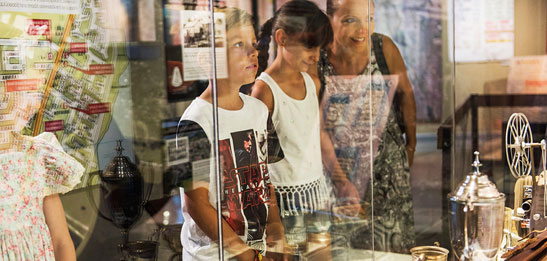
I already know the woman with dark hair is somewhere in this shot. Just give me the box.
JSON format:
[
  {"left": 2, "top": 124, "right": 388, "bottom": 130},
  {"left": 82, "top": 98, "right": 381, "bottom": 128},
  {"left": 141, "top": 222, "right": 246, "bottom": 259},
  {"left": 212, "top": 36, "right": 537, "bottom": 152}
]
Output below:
[
  {"left": 251, "top": 0, "right": 360, "bottom": 254},
  {"left": 317, "top": 0, "right": 417, "bottom": 253}
]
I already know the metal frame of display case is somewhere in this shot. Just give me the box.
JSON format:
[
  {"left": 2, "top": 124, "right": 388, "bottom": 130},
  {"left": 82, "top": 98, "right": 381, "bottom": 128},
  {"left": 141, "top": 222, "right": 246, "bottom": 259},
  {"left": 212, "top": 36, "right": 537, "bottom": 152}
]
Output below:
[{"left": 437, "top": 94, "right": 547, "bottom": 248}]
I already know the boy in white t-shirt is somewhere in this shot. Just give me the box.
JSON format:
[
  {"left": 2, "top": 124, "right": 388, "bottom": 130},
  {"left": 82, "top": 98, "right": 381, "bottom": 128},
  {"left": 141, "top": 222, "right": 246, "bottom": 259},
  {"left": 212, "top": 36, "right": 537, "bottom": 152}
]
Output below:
[{"left": 176, "top": 7, "right": 284, "bottom": 261}]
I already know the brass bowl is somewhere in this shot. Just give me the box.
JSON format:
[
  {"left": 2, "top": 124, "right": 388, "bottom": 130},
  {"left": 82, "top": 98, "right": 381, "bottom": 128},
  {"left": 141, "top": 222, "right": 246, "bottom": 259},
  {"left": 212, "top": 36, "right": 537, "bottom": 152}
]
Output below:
[{"left": 410, "top": 245, "right": 449, "bottom": 261}]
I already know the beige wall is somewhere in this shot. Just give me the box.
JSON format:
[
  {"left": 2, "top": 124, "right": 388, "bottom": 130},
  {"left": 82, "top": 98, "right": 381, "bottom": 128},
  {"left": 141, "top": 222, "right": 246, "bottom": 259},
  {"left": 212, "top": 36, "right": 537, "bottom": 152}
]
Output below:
[{"left": 453, "top": 0, "right": 547, "bottom": 108}]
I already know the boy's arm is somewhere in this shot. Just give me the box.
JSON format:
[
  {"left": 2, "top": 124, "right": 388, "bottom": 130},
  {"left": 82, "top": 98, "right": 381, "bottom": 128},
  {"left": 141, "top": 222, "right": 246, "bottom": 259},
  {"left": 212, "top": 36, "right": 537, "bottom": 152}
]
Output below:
[
  {"left": 185, "top": 188, "right": 256, "bottom": 260},
  {"left": 265, "top": 185, "right": 286, "bottom": 256}
]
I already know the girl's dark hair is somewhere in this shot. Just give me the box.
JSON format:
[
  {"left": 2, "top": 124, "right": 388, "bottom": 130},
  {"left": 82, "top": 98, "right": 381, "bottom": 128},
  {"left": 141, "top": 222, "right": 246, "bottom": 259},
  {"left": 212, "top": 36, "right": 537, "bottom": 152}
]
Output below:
[{"left": 257, "top": 0, "right": 333, "bottom": 75}]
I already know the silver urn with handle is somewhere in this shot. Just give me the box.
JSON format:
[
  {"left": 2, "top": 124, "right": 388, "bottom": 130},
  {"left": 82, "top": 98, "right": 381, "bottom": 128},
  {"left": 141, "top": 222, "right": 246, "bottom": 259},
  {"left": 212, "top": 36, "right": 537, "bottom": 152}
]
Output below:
[{"left": 448, "top": 152, "right": 505, "bottom": 260}]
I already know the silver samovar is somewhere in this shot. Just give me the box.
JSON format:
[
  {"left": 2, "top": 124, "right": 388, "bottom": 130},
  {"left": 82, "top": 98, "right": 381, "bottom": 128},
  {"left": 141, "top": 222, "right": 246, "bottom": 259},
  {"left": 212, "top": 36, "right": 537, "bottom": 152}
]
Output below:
[{"left": 448, "top": 151, "right": 505, "bottom": 260}]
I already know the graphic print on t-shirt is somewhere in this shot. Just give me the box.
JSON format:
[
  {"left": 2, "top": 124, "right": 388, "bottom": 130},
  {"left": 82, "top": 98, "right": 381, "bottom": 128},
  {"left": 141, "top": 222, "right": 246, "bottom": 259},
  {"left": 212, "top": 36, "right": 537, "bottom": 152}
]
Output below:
[
  {"left": 220, "top": 129, "right": 271, "bottom": 246},
  {"left": 219, "top": 139, "right": 245, "bottom": 235}
]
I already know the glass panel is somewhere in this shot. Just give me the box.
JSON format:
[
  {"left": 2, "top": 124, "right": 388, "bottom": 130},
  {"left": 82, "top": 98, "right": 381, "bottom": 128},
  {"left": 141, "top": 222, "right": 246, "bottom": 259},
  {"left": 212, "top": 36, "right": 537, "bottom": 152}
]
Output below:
[
  {"left": 176, "top": 2, "right": 228, "bottom": 261},
  {"left": 369, "top": 0, "right": 454, "bottom": 258},
  {"left": 0, "top": 0, "right": 219, "bottom": 260},
  {"left": 218, "top": 1, "right": 355, "bottom": 260},
  {"left": 319, "top": 0, "right": 376, "bottom": 259},
  {"left": 451, "top": 0, "right": 546, "bottom": 259},
  {"left": 7, "top": 0, "right": 546, "bottom": 260}
]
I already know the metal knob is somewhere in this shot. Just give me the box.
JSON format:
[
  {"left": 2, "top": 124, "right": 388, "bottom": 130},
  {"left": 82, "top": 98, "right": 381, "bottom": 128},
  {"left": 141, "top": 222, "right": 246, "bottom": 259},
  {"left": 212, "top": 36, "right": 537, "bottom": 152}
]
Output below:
[{"left": 472, "top": 151, "right": 482, "bottom": 174}]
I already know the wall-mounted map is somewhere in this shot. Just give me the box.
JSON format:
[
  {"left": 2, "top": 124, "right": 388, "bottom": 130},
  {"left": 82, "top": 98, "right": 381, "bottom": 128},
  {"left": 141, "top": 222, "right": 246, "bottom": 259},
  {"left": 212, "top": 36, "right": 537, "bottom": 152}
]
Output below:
[{"left": 0, "top": 0, "right": 135, "bottom": 187}]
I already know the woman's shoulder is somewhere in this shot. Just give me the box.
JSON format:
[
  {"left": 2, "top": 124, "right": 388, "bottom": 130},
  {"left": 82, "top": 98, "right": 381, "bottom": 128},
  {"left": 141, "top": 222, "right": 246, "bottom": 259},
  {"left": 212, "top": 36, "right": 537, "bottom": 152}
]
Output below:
[
  {"left": 378, "top": 34, "right": 398, "bottom": 51},
  {"left": 376, "top": 33, "right": 406, "bottom": 72},
  {"left": 372, "top": 33, "right": 397, "bottom": 54}
]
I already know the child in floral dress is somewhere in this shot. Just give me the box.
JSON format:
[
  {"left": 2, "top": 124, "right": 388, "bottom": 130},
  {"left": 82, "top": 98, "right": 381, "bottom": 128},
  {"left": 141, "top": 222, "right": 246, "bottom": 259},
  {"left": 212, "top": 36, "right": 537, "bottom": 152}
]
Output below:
[{"left": 0, "top": 92, "right": 84, "bottom": 260}]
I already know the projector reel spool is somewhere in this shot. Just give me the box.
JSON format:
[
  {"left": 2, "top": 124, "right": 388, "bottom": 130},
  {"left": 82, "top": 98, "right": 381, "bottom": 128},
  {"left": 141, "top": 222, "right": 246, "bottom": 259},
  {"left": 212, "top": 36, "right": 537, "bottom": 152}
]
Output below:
[{"left": 505, "top": 113, "right": 533, "bottom": 179}]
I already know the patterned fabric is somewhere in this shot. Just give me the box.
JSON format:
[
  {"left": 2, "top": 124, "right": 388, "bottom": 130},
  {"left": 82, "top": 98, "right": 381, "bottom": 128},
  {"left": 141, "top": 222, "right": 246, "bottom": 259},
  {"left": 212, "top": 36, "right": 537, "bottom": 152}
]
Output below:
[
  {"left": 318, "top": 44, "right": 415, "bottom": 253},
  {"left": 0, "top": 132, "right": 84, "bottom": 261}
]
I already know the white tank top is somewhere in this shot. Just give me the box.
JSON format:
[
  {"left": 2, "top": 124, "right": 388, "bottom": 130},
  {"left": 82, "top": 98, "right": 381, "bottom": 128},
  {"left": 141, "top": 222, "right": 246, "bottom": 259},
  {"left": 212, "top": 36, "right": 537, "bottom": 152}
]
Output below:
[{"left": 256, "top": 72, "right": 330, "bottom": 215}]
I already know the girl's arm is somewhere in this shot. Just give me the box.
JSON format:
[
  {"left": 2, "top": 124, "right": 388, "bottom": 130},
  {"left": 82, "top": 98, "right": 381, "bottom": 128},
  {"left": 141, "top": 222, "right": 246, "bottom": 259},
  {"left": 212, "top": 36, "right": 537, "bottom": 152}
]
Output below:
[
  {"left": 43, "top": 194, "right": 76, "bottom": 261},
  {"left": 185, "top": 188, "right": 257, "bottom": 261},
  {"left": 319, "top": 114, "right": 361, "bottom": 216},
  {"left": 383, "top": 35, "right": 417, "bottom": 166},
  {"left": 310, "top": 73, "right": 361, "bottom": 215}
]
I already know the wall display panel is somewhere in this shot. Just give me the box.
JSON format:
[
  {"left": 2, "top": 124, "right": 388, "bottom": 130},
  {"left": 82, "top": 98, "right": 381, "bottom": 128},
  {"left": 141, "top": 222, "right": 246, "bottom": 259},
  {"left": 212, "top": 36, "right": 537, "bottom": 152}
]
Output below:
[
  {"left": 507, "top": 56, "right": 547, "bottom": 94},
  {"left": 448, "top": 0, "right": 515, "bottom": 63},
  {"left": 374, "top": 0, "right": 443, "bottom": 122},
  {"left": 0, "top": 0, "right": 145, "bottom": 258},
  {"left": 163, "top": 0, "right": 231, "bottom": 102},
  {"left": 0, "top": 0, "right": 136, "bottom": 187}
]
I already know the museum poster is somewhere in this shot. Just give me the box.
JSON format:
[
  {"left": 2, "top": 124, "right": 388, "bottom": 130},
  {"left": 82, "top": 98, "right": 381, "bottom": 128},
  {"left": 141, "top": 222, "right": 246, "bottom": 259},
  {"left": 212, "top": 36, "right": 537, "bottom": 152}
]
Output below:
[{"left": 0, "top": 0, "right": 135, "bottom": 187}]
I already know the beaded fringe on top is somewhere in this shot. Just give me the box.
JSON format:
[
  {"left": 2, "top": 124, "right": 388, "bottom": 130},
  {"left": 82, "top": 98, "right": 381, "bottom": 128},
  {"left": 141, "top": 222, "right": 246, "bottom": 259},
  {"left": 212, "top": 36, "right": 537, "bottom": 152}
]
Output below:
[{"left": 275, "top": 177, "right": 331, "bottom": 217}]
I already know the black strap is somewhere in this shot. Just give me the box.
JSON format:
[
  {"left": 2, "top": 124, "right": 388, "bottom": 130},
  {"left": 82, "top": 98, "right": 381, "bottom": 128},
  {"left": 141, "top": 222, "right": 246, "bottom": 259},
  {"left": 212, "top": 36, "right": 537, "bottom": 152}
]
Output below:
[
  {"left": 372, "top": 33, "right": 406, "bottom": 133},
  {"left": 372, "top": 33, "right": 390, "bottom": 75}
]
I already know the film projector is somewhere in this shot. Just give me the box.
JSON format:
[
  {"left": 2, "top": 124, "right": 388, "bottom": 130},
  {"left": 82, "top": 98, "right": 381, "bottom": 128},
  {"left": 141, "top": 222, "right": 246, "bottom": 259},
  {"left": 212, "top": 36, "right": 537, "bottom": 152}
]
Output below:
[{"left": 505, "top": 113, "right": 547, "bottom": 241}]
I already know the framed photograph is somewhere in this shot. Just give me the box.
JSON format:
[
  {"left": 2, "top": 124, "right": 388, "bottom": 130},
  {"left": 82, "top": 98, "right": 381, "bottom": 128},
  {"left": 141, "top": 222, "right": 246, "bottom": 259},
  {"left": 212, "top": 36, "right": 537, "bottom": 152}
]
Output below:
[
  {"left": 163, "top": 0, "right": 226, "bottom": 102},
  {"left": 165, "top": 137, "right": 189, "bottom": 167}
]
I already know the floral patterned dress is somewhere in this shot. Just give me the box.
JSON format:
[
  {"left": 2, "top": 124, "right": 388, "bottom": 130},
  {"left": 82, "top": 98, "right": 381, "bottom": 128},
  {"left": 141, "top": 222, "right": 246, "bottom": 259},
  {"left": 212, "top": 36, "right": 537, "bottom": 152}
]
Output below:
[
  {"left": 318, "top": 38, "right": 415, "bottom": 253},
  {"left": 0, "top": 132, "right": 84, "bottom": 261}
]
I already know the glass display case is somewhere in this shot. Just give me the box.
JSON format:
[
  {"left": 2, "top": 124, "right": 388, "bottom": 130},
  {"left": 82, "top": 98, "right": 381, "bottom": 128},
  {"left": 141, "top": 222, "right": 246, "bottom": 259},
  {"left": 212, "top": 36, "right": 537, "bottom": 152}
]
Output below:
[{"left": 0, "top": 0, "right": 545, "bottom": 260}]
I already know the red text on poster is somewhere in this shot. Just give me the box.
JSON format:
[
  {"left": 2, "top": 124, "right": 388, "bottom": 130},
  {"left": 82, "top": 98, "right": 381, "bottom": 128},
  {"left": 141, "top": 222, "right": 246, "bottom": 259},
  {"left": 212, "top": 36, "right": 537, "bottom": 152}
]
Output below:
[
  {"left": 45, "top": 120, "right": 64, "bottom": 132},
  {"left": 88, "top": 64, "right": 114, "bottom": 75},
  {"left": 70, "top": 42, "right": 88, "bottom": 53},
  {"left": 5, "top": 79, "right": 41, "bottom": 92},
  {"left": 27, "top": 19, "right": 51, "bottom": 36},
  {"left": 87, "top": 103, "right": 110, "bottom": 114}
]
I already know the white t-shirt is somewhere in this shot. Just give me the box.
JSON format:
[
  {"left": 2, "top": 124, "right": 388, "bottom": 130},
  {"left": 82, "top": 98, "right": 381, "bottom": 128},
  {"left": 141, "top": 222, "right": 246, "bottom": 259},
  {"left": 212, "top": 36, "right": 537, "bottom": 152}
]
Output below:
[
  {"left": 256, "top": 72, "right": 330, "bottom": 216},
  {"left": 177, "top": 93, "right": 271, "bottom": 260}
]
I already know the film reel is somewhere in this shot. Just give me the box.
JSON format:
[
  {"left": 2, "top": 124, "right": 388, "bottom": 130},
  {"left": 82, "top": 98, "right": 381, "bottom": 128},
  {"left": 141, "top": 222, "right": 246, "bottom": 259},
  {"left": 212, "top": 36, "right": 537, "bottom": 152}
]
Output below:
[{"left": 505, "top": 113, "right": 533, "bottom": 179}]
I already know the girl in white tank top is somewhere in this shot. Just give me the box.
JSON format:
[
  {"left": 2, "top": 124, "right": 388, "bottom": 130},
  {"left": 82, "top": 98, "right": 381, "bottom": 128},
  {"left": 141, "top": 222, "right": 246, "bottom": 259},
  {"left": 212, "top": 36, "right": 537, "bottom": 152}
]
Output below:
[{"left": 251, "top": 1, "right": 334, "bottom": 217}]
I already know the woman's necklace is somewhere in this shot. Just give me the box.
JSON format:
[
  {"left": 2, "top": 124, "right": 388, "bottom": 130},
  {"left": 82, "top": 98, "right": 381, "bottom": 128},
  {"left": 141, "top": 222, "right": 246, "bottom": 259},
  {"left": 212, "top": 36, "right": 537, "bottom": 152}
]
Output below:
[{"left": 327, "top": 47, "right": 370, "bottom": 75}]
